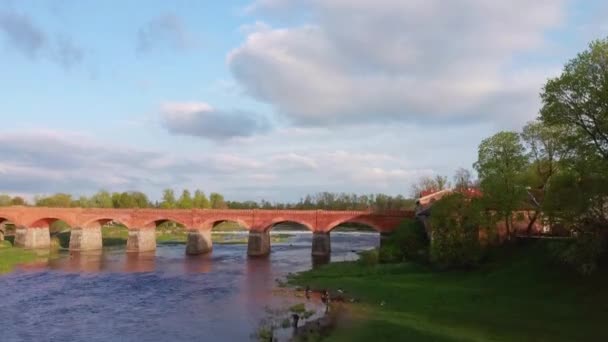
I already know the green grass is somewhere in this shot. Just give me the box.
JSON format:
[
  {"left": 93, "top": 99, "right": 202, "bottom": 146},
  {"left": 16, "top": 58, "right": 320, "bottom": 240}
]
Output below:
[
  {"left": 0, "top": 241, "right": 38, "bottom": 274},
  {"left": 288, "top": 242, "right": 608, "bottom": 341}
]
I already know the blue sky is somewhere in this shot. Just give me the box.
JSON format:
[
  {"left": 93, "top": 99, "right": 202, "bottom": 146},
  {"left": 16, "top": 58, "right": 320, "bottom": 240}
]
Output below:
[{"left": 0, "top": 0, "right": 607, "bottom": 202}]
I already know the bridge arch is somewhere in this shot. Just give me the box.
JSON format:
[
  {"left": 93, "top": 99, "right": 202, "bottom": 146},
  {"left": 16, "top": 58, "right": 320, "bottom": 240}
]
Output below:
[
  {"left": 326, "top": 218, "right": 382, "bottom": 233},
  {"left": 262, "top": 218, "right": 314, "bottom": 232},
  {"left": 0, "top": 214, "right": 20, "bottom": 227},
  {"left": 26, "top": 216, "right": 76, "bottom": 229},
  {"left": 201, "top": 218, "right": 251, "bottom": 230},
  {"left": 142, "top": 217, "right": 189, "bottom": 229},
  {"left": 81, "top": 217, "right": 131, "bottom": 229}
]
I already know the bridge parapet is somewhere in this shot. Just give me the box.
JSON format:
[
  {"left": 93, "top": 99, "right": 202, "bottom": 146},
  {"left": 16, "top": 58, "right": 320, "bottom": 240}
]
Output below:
[{"left": 0, "top": 206, "right": 414, "bottom": 254}]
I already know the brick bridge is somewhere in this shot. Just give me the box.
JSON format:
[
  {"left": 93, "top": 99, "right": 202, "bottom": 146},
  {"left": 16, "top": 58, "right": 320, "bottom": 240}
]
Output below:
[{"left": 0, "top": 206, "right": 413, "bottom": 257}]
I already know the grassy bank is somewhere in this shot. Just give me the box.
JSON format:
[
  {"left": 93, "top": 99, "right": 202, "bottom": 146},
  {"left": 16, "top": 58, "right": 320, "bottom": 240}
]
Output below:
[
  {"left": 0, "top": 241, "right": 38, "bottom": 274},
  {"left": 288, "top": 242, "right": 608, "bottom": 341}
]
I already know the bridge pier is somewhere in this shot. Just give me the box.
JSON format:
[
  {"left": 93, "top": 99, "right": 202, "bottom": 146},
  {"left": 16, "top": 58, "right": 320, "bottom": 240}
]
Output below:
[
  {"left": 186, "top": 229, "right": 212, "bottom": 255},
  {"left": 69, "top": 227, "right": 103, "bottom": 251},
  {"left": 14, "top": 227, "right": 51, "bottom": 249},
  {"left": 127, "top": 229, "right": 156, "bottom": 253},
  {"left": 247, "top": 231, "right": 270, "bottom": 256},
  {"left": 312, "top": 232, "right": 331, "bottom": 257}
]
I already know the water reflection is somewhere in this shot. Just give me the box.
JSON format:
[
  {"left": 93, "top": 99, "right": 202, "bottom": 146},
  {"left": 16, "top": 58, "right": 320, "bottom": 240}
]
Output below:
[
  {"left": 49, "top": 250, "right": 105, "bottom": 273},
  {"left": 124, "top": 251, "right": 156, "bottom": 272},
  {"left": 183, "top": 253, "right": 213, "bottom": 274},
  {"left": 1, "top": 232, "right": 379, "bottom": 342},
  {"left": 312, "top": 254, "right": 331, "bottom": 268}
]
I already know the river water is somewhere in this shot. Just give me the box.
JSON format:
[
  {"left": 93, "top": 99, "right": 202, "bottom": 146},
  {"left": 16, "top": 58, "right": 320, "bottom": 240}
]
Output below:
[{"left": 0, "top": 231, "right": 379, "bottom": 342}]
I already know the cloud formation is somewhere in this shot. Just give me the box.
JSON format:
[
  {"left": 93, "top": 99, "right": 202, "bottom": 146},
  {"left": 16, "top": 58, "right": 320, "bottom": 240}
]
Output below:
[
  {"left": 137, "top": 13, "right": 199, "bottom": 54},
  {"left": 160, "top": 102, "right": 272, "bottom": 140},
  {"left": 0, "top": 129, "right": 437, "bottom": 200},
  {"left": 0, "top": 10, "right": 84, "bottom": 69},
  {"left": 230, "top": 0, "right": 565, "bottom": 126}
]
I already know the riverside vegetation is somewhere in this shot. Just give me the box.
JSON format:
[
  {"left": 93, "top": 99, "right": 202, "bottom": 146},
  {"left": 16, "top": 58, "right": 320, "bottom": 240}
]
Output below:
[
  {"left": 285, "top": 38, "right": 608, "bottom": 341},
  {"left": 0, "top": 241, "right": 38, "bottom": 274}
]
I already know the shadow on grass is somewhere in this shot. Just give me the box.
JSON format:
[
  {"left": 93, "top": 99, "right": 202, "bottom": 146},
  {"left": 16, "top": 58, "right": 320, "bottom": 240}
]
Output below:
[{"left": 327, "top": 317, "right": 465, "bottom": 342}]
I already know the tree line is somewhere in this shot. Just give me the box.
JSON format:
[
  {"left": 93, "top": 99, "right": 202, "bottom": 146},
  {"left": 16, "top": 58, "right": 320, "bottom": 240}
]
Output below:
[
  {"left": 0, "top": 189, "right": 415, "bottom": 211},
  {"left": 422, "top": 37, "right": 608, "bottom": 274}
]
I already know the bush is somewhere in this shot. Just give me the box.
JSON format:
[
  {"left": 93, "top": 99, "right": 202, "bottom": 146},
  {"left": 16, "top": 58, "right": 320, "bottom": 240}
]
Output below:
[
  {"left": 377, "top": 219, "right": 430, "bottom": 264},
  {"left": 549, "top": 231, "right": 607, "bottom": 275},
  {"left": 378, "top": 244, "right": 401, "bottom": 263},
  {"left": 358, "top": 249, "right": 379, "bottom": 266},
  {"left": 430, "top": 193, "right": 482, "bottom": 269}
]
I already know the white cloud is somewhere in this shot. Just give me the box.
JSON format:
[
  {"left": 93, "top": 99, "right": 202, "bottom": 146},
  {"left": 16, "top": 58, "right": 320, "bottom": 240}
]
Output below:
[{"left": 230, "top": 0, "right": 565, "bottom": 126}]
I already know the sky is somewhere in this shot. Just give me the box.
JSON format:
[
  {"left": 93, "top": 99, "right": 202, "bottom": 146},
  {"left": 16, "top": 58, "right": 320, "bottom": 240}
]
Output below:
[{"left": 0, "top": 0, "right": 607, "bottom": 202}]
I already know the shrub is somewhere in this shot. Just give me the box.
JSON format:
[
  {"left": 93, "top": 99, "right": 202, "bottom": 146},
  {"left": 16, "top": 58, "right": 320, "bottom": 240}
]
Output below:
[
  {"left": 358, "top": 249, "right": 379, "bottom": 266},
  {"left": 378, "top": 244, "right": 401, "bottom": 263},
  {"left": 549, "top": 231, "right": 607, "bottom": 275},
  {"left": 392, "top": 219, "right": 430, "bottom": 262},
  {"left": 377, "top": 219, "right": 430, "bottom": 264},
  {"left": 430, "top": 193, "right": 482, "bottom": 269}
]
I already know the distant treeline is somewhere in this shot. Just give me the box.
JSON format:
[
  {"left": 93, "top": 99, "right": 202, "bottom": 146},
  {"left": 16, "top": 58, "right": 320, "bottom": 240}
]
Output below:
[{"left": 0, "top": 190, "right": 415, "bottom": 211}]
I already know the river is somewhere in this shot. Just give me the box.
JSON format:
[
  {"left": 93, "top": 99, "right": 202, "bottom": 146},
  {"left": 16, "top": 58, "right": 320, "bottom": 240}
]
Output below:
[{"left": 0, "top": 231, "right": 379, "bottom": 341}]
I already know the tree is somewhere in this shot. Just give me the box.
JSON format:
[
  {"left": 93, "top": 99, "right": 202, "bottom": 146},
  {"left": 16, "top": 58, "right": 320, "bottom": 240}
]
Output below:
[
  {"left": 540, "top": 37, "right": 608, "bottom": 160},
  {"left": 10, "top": 196, "right": 26, "bottom": 206},
  {"left": 117, "top": 192, "right": 137, "bottom": 208},
  {"left": 111, "top": 192, "right": 122, "bottom": 208},
  {"left": 522, "top": 121, "right": 574, "bottom": 188},
  {"left": 160, "top": 189, "right": 176, "bottom": 209},
  {"left": 453, "top": 168, "right": 474, "bottom": 192},
  {"left": 429, "top": 193, "right": 482, "bottom": 268},
  {"left": 90, "top": 190, "right": 114, "bottom": 208},
  {"left": 193, "top": 190, "right": 210, "bottom": 209},
  {"left": 520, "top": 121, "right": 574, "bottom": 234},
  {"left": 177, "top": 190, "right": 194, "bottom": 209},
  {"left": 0, "top": 194, "right": 11, "bottom": 206},
  {"left": 209, "top": 192, "right": 226, "bottom": 209},
  {"left": 71, "top": 196, "right": 90, "bottom": 208},
  {"left": 129, "top": 191, "right": 150, "bottom": 208},
  {"left": 538, "top": 38, "right": 608, "bottom": 273},
  {"left": 474, "top": 131, "right": 528, "bottom": 239},
  {"left": 410, "top": 175, "right": 449, "bottom": 198},
  {"left": 35, "top": 193, "right": 73, "bottom": 207}
]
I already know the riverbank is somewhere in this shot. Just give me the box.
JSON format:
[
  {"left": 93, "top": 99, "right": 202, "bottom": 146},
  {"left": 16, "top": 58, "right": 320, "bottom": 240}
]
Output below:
[
  {"left": 0, "top": 241, "right": 38, "bottom": 274},
  {"left": 288, "top": 241, "right": 608, "bottom": 341}
]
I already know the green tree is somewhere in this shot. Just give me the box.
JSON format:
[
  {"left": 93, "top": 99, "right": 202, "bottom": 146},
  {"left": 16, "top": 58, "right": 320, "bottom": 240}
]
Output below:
[
  {"left": 0, "top": 194, "right": 11, "bottom": 206},
  {"left": 540, "top": 37, "right": 608, "bottom": 160},
  {"left": 430, "top": 193, "right": 482, "bottom": 269},
  {"left": 71, "top": 196, "right": 90, "bottom": 208},
  {"left": 90, "top": 190, "right": 114, "bottom": 208},
  {"left": 521, "top": 121, "right": 576, "bottom": 233},
  {"left": 474, "top": 131, "right": 528, "bottom": 239},
  {"left": 111, "top": 192, "right": 122, "bottom": 208},
  {"left": 35, "top": 193, "right": 73, "bottom": 207},
  {"left": 129, "top": 191, "right": 150, "bottom": 208},
  {"left": 160, "top": 189, "right": 176, "bottom": 209},
  {"left": 538, "top": 37, "right": 608, "bottom": 273},
  {"left": 209, "top": 192, "right": 226, "bottom": 209},
  {"left": 117, "top": 192, "right": 137, "bottom": 208},
  {"left": 177, "top": 189, "right": 194, "bottom": 209},
  {"left": 193, "top": 190, "right": 210, "bottom": 209}
]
